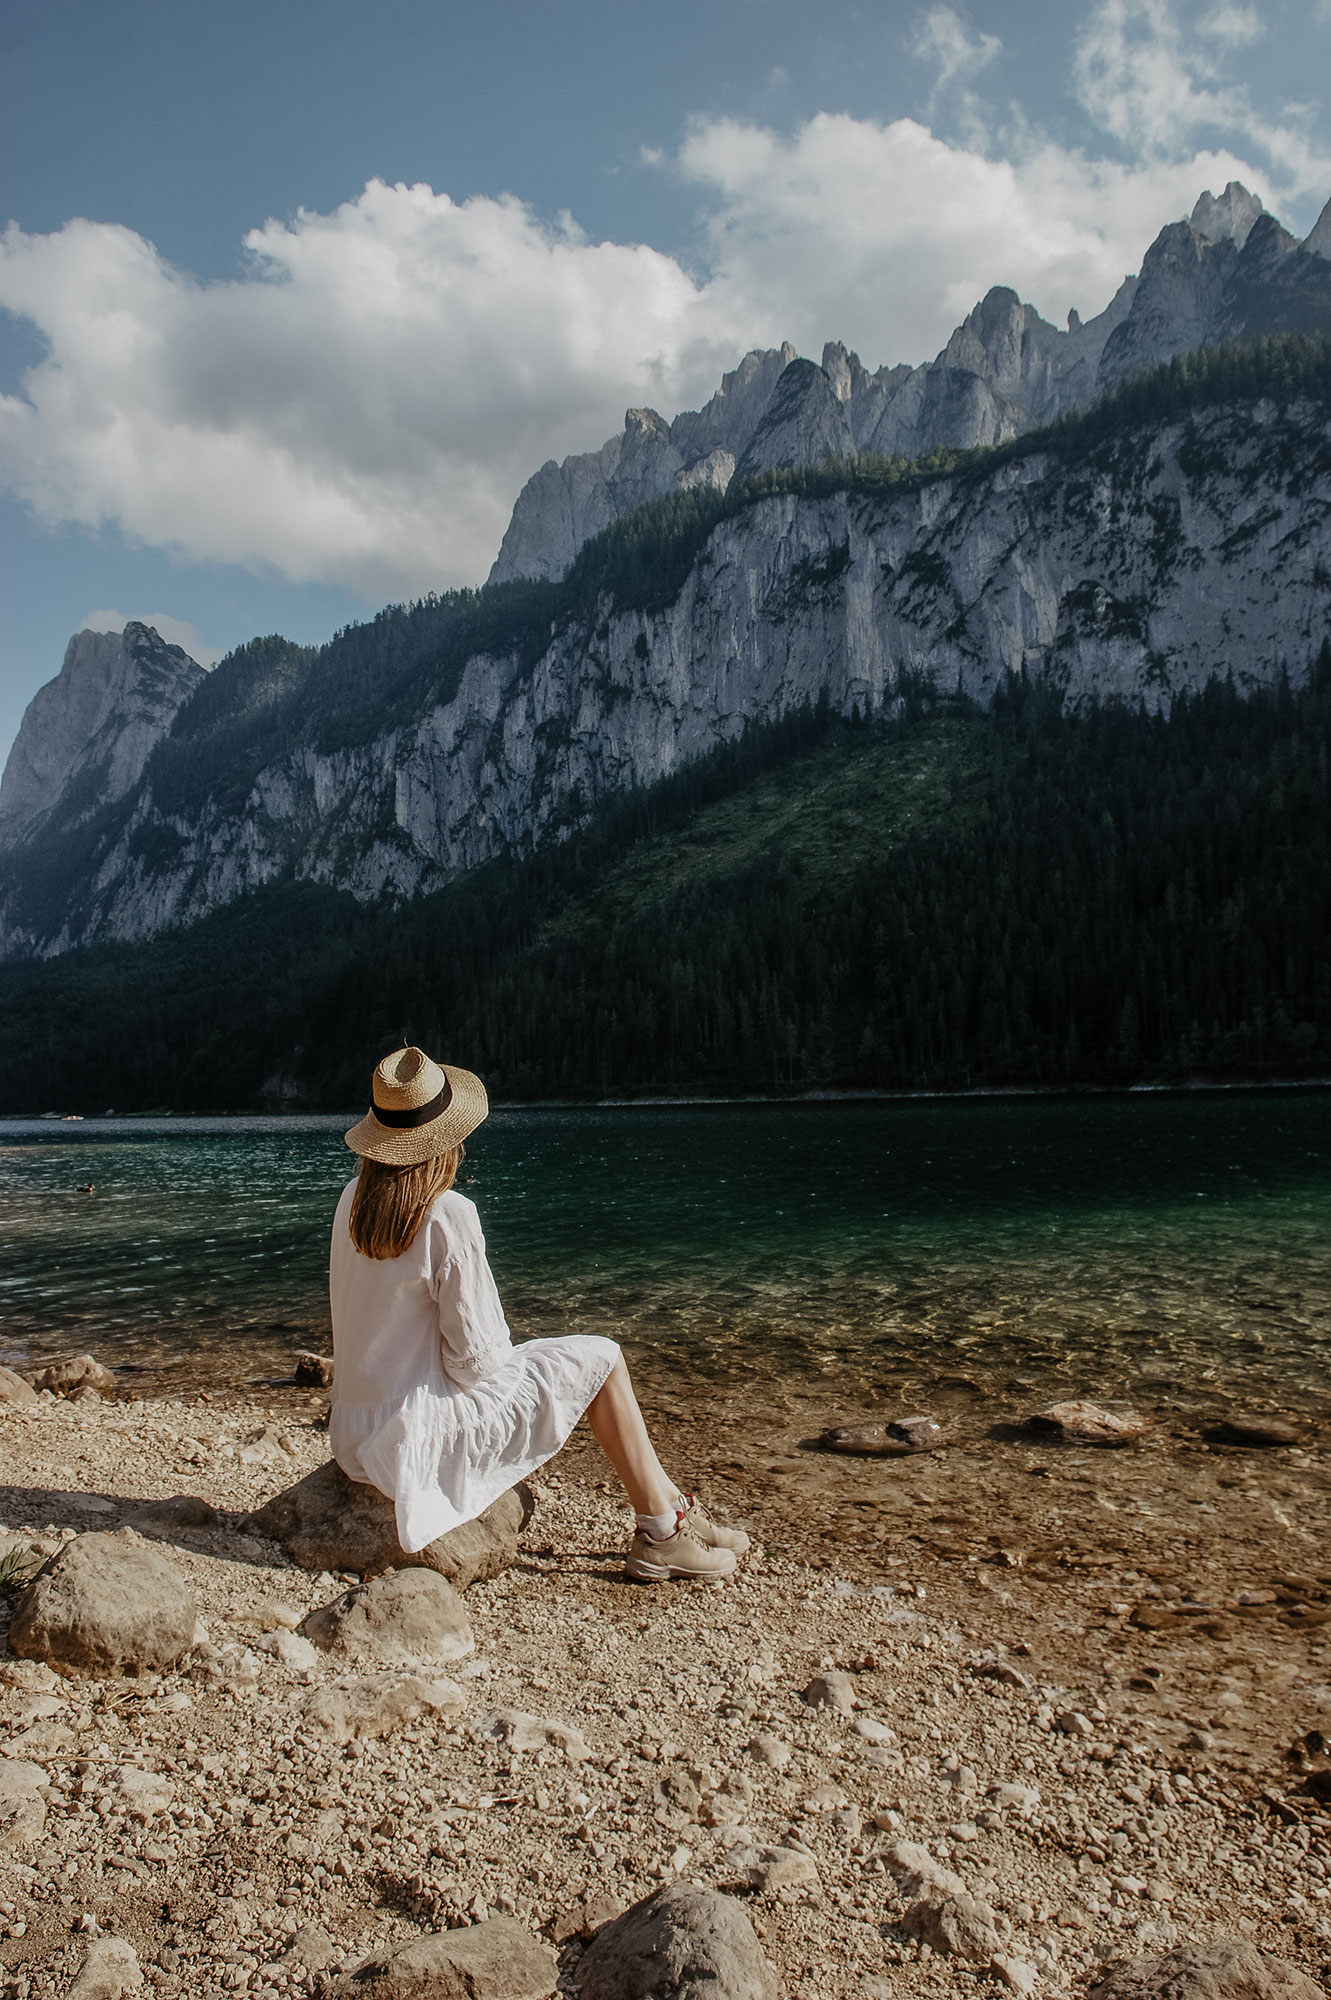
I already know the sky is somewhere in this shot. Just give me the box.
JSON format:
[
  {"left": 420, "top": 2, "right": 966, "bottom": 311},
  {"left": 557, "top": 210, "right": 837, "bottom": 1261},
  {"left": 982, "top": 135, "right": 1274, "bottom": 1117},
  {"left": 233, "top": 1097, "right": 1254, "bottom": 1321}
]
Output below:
[{"left": 2, "top": 0, "right": 1330, "bottom": 764}]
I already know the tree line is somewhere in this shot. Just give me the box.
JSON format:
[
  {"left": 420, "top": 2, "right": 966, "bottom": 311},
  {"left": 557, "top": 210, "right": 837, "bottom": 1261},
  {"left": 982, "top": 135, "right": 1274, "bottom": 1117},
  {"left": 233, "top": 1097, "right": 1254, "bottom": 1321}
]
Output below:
[{"left": 0, "top": 654, "right": 1327, "bottom": 1112}]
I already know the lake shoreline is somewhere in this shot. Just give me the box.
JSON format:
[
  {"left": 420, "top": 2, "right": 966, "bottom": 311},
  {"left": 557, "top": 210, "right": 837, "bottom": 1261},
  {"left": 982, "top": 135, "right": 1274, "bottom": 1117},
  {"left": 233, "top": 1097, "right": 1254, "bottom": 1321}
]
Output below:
[
  {"left": 4, "top": 1074, "right": 1331, "bottom": 1127},
  {"left": 0, "top": 1377, "right": 1328, "bottom": 1995}
]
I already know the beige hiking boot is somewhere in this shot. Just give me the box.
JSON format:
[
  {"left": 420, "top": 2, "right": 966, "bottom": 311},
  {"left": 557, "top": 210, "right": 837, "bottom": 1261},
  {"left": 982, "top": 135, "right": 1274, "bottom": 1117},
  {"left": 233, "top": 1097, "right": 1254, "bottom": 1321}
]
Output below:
[
  {"left": 680, "top": 1494, "right": 750, "bottom": 1556},
  {"left": 625, "top": 1519, "right": 739, "bottom": 1582}
]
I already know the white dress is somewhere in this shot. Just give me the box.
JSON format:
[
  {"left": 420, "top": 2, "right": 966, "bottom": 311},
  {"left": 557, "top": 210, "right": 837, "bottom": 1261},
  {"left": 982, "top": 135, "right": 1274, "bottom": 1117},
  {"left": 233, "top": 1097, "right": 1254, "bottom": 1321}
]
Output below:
[{"left": 328, "top": 1181, "right": 620, "bottom": 1553}]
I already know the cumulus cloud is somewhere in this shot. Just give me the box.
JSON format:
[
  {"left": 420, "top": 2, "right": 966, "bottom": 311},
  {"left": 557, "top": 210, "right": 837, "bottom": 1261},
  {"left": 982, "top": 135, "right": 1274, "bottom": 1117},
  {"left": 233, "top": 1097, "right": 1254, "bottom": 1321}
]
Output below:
[
  {"left": 0, "top": 190, "right": 746, "bottom": 598},
  {"left": 79, "top": 609, "right": 223, "bottom": 668},
  {"left": 0, "top": 0, "right": 1325, "bottom": 600}
]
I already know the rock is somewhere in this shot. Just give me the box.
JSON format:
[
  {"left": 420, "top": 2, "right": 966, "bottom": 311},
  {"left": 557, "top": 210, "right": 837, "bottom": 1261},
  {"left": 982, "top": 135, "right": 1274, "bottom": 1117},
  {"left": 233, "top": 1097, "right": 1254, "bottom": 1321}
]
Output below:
[
  {"left": 902, "top": 1888, "right": 1005, "bottom": 1963},
  {"left": 576, "top": 1883, "right": 777, "bottom": 2000},
  {"left": 243, "top": 1459, "right": 530, "bottom": 1585},
  {"left": 124, "top": 1495, "right": 221, "bottom": 1534},
  {"left": 115, "top": 1765, "right": 173, "bottom": 1817},
  {"left": 300, "top": 1568, "right": 474, "bottom": 1666},
  {"left": 883, "top": 1840, "right": 969, "bottom": 1900},
  {"left": 820, "top": 1416, "right": 946, "bottom": 1456},
  {"left": 286, "top": 1922, "right": 337, "bottom": 1971},
  {"left": 988, "top": 1782, "right": 1041, "bottom": 1815},
  {"left": 190, "top": 1641, "right": 263, "bottom": 1688},
  {"left": 802, "top": 1671, "right": 855, "bottom": 1713},
  {"left": 295, "top": 1351, "right": 335, "bottom": 1388},
  {"left": 730, "top": 357, "right": 853, "bottom": 485},
  {"left": 300, "top": 1672, "right": 467, "bottom": 1745},
  {"left": 23, "top": 1353, "right": 116, "bottom": 1398},
  {"left": 726, "top": 1843, "right": 819, "bottom": 1891},
  {"left": 993, "top": 1954, "right": 1041, "bottom": 1996},
  {"left": 1055, "top": 1710, "right": 1094, "bottom": 1738},
  {"left": 553, "top": 1891, "right": 627, "bottom": 1944},
  {"left": 68, "top": 1937, "right": 143, "bottom": 1999},
  {"left": 0, "top": 1759, "right": 49, "bottom": 1850},
  {"left": 746, "top": 1734, "right": 791, "bottom": 1769},
  {"left": 851, "top": 1715, "right": 895, "bottom": 1744},
  {"left": 1028, "top": 1400, "right": 1150, "bottom": 1446},
  {"left": 1206, "top": 1415, "right": 1302, "bottom": 1447},
  {"left": 1087, "top": 1937, "right": 1323, "bottom": 2000},
  {"left": 324, "top": 1916, "right": 556, "bottom": 1998},
  {"left": 8, "top": 1531, "right": 198, "bottom": 1674},
  {"left": 257, "top": 1628, "right": 321, "bottom": 1672},
  {"left": 476, "top": 1709, "right": 590, "bottom": 1761},
  {"left": 0, "top": 1364, "right": 38, "bottom": 1405}
]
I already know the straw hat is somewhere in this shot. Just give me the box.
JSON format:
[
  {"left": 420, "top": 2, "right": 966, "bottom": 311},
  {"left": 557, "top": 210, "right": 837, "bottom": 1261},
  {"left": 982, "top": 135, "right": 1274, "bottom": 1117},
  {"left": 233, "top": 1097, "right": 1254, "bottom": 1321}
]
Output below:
[{"left": 344, "top": 1046, "right": 489, "bottom": 1166}]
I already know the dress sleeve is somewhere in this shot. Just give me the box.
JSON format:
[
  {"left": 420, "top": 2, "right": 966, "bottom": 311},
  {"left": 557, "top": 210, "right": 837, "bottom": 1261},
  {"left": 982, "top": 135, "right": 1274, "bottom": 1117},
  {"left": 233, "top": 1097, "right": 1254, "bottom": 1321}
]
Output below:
[{"left": 426, "top": 1202, "right": 515, "bottom": 1389}]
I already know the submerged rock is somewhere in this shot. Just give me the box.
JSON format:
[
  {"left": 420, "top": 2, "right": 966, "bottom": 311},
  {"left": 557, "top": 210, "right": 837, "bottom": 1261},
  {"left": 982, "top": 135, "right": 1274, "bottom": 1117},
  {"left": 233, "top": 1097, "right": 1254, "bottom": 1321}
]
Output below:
[
  {"left": 9, "top": 1531, "right": 198, "bottom": 1674},
  {"left": 821, "top": 1415, "right": 947, "bottom": 1456},
  {"left": 1028, "top": 1400, "right": 1150, "bottom": 1446},
  {"left": 23, "top": 1353, "right": 116, "bottom": 1398},
  {"left": 576, "top": 1883, "right": 777, "bottom": 2000},
  {"left": 243, "top": 1458, "right": 530, "bottom": 1584},
  {"left": 1206, "top": 1414, "right": 1302, "bottom": 1447}
]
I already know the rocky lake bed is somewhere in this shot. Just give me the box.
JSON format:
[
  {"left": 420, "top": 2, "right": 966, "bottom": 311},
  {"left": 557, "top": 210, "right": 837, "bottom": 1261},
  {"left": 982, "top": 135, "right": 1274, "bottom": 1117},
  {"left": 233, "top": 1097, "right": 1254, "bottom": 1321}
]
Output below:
[{"left": 0, "top": 1360, "right": 1327, "bottom": 1999}]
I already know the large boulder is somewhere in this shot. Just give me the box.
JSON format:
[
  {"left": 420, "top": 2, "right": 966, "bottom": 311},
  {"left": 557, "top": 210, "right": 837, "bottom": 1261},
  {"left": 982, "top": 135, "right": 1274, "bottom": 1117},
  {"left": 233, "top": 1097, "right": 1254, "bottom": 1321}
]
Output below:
[
  {"left": 0, "top": 1364, "right": 38, "bottom": 1406},
  {"left": 8, "top": 1530, "right": 198, "bottom": 1674},
  {"left": 299, "top": 1569, "right": 474, "bottom": 1666},
  {"left": 325, "top": 1915, "right": 556, "bottom": 1997},
  {"left": 24, "top": 1353, "right": 116, "bottom": 1398},
  {"left": 1088, "top": 1939, "right": 1323, "bottom": 2000},
  {"left": 575, "top": 1884, "right": 776, "bottom": 2000},
  {"left": 244, "top": 1459, "right": 530, "bottom": 1584}
]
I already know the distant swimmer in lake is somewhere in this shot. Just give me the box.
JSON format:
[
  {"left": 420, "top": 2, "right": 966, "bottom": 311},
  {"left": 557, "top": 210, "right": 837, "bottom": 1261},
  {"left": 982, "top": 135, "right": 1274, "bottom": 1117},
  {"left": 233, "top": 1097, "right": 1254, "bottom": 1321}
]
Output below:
[{"left": 329, "top": 1046, "right": 748, "bottom": 1582}]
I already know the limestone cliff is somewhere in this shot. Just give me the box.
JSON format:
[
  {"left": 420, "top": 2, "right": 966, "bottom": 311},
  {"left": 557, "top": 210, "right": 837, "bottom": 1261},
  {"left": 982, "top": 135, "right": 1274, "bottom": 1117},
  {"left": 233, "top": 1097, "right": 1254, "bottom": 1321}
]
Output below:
[
  {"left": 3, "top": 390, "right": 1328, "bottom": 961},
  {"left": 0, "top": 624, "right": 205, "bottom": 849}
]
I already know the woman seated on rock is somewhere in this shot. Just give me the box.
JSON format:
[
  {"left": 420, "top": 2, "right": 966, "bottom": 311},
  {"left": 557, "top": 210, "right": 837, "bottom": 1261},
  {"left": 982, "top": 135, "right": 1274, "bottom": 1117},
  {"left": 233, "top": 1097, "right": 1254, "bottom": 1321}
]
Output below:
[{"left": 329, "top": 1047, "right": 747, "bottom": 1583}]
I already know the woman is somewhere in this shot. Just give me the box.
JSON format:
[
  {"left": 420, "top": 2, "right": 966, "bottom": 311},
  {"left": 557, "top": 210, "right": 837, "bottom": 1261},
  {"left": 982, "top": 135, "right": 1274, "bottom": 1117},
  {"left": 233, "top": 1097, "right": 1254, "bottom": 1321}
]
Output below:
[{"left": 329, "top": 1046, "right": 748, "bottom": 1582}]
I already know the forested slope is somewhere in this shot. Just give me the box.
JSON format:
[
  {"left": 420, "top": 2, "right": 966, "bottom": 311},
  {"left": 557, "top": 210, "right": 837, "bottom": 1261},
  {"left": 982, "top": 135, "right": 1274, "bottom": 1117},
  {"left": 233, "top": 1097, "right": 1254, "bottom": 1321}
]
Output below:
[{"left": 1, "top": 656, "right": 1327, "bottom": 1112}]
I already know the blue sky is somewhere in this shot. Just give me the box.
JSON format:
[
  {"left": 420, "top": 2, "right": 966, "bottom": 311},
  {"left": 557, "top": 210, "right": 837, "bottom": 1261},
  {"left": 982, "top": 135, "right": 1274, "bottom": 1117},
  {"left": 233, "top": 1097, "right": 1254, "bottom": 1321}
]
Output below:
[{"left": 2, "top": 0, "right": 1330, "bottom": 761}]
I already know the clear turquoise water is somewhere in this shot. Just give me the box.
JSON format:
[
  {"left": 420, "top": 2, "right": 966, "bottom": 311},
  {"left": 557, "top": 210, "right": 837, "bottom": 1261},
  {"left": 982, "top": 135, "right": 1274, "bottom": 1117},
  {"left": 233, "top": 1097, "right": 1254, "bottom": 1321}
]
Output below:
[{"left": 0, "top": 1094, "right": 1328, "bottom": 1418}]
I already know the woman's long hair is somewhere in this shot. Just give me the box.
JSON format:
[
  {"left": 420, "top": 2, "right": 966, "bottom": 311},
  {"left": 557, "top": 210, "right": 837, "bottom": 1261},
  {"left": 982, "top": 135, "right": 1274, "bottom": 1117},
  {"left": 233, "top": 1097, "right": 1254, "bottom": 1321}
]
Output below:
[{"left": 348, "top": 1146, "right": 464, "bottom": 1260}]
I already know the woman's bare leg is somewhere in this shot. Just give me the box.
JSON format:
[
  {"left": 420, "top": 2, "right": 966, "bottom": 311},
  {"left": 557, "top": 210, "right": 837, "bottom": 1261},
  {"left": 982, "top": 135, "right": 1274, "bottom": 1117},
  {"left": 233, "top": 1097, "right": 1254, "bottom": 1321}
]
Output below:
[{"left": 585, "top": 1358, "right": 678, "bottom": 1516}]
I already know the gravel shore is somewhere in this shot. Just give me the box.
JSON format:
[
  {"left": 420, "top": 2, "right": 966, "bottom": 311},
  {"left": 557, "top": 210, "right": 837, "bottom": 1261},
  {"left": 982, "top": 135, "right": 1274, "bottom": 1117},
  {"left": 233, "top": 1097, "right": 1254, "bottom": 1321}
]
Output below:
[{"left": 0, "top": 1382, "right": 1328, "bottom": 1998}]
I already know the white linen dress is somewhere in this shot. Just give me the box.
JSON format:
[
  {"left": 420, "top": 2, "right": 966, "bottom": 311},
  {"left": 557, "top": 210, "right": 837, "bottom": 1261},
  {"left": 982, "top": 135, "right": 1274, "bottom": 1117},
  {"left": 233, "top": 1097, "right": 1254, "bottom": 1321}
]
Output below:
[{"left": 328, "top": 1181, "right": 620, "bottom": 1553}]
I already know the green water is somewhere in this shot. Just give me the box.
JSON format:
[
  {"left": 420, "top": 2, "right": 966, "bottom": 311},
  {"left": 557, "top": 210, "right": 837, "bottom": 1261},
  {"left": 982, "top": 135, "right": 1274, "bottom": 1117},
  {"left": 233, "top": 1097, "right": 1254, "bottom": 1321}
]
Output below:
[{"left": 0, "top": 1094, "right": 1328, "bottom": 1419}]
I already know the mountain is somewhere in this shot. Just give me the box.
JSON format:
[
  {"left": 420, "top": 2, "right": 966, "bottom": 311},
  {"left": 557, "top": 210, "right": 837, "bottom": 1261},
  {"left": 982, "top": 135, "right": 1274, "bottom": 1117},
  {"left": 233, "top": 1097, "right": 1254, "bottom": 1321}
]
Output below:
[
  {"left": 491, "top": 182, "right": 1331, "bottom": 587},
  {"left": 0, "top": 623, "right": 205, "bottom": 849},
  {"left": 2, "top": 334, "right": 1329, "bottom": 963},
  {"left": 0, "top": 661, "right": 1327, "bottom": 1111}
]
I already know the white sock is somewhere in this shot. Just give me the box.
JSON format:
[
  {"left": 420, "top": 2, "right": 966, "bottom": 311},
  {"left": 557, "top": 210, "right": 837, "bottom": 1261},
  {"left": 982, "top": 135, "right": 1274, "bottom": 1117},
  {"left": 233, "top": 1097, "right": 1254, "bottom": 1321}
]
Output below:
[{"left": 636, "top": 1494, "right": 687, "bottom": 1542}]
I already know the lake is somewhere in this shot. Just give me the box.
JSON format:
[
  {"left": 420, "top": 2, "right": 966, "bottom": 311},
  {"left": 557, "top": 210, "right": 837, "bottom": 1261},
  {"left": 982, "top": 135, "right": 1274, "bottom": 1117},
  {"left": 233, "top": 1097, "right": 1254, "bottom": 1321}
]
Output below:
[{"left": 1, "top": 1093, "right": 1328, "bottom": 1426}]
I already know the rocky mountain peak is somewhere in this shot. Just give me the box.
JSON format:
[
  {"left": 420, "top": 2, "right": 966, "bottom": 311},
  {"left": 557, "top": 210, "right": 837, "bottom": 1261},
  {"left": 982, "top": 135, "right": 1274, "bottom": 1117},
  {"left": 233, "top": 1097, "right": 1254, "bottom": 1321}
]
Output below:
[
  {"left": 0, "top": 622, "right": 205, "bottom": 850},
  {"left": 1304, "top": 193, "right": 1331, "bottom": 263},
  {"left": 731, "top": 358, "right": 853, "bottom": 485},
  {"left": 1189, "top": 181, "right": 1265, "bottom": 247}
]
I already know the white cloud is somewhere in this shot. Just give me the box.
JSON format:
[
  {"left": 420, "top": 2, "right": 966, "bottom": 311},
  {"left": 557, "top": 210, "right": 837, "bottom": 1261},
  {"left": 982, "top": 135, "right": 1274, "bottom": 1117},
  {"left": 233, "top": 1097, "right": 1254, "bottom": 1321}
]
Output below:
[
  {"left": 79, "top": 609, "right": 223, "bottom": 668},
  {"left": 1198, "top": 3, "right": 1262, "bottom": 45},
  {"left": 0, "top": 0, "right": 1326, "bottom": 600},
  {"left": 910, "top": 6, "right": 1002, "bottom": 97},
  {"left": 0, "top": 190, "right": 747, "bottom": 599},
  {"left": 1073, "top": 0, "right": 1331, "bottom": 195}
]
